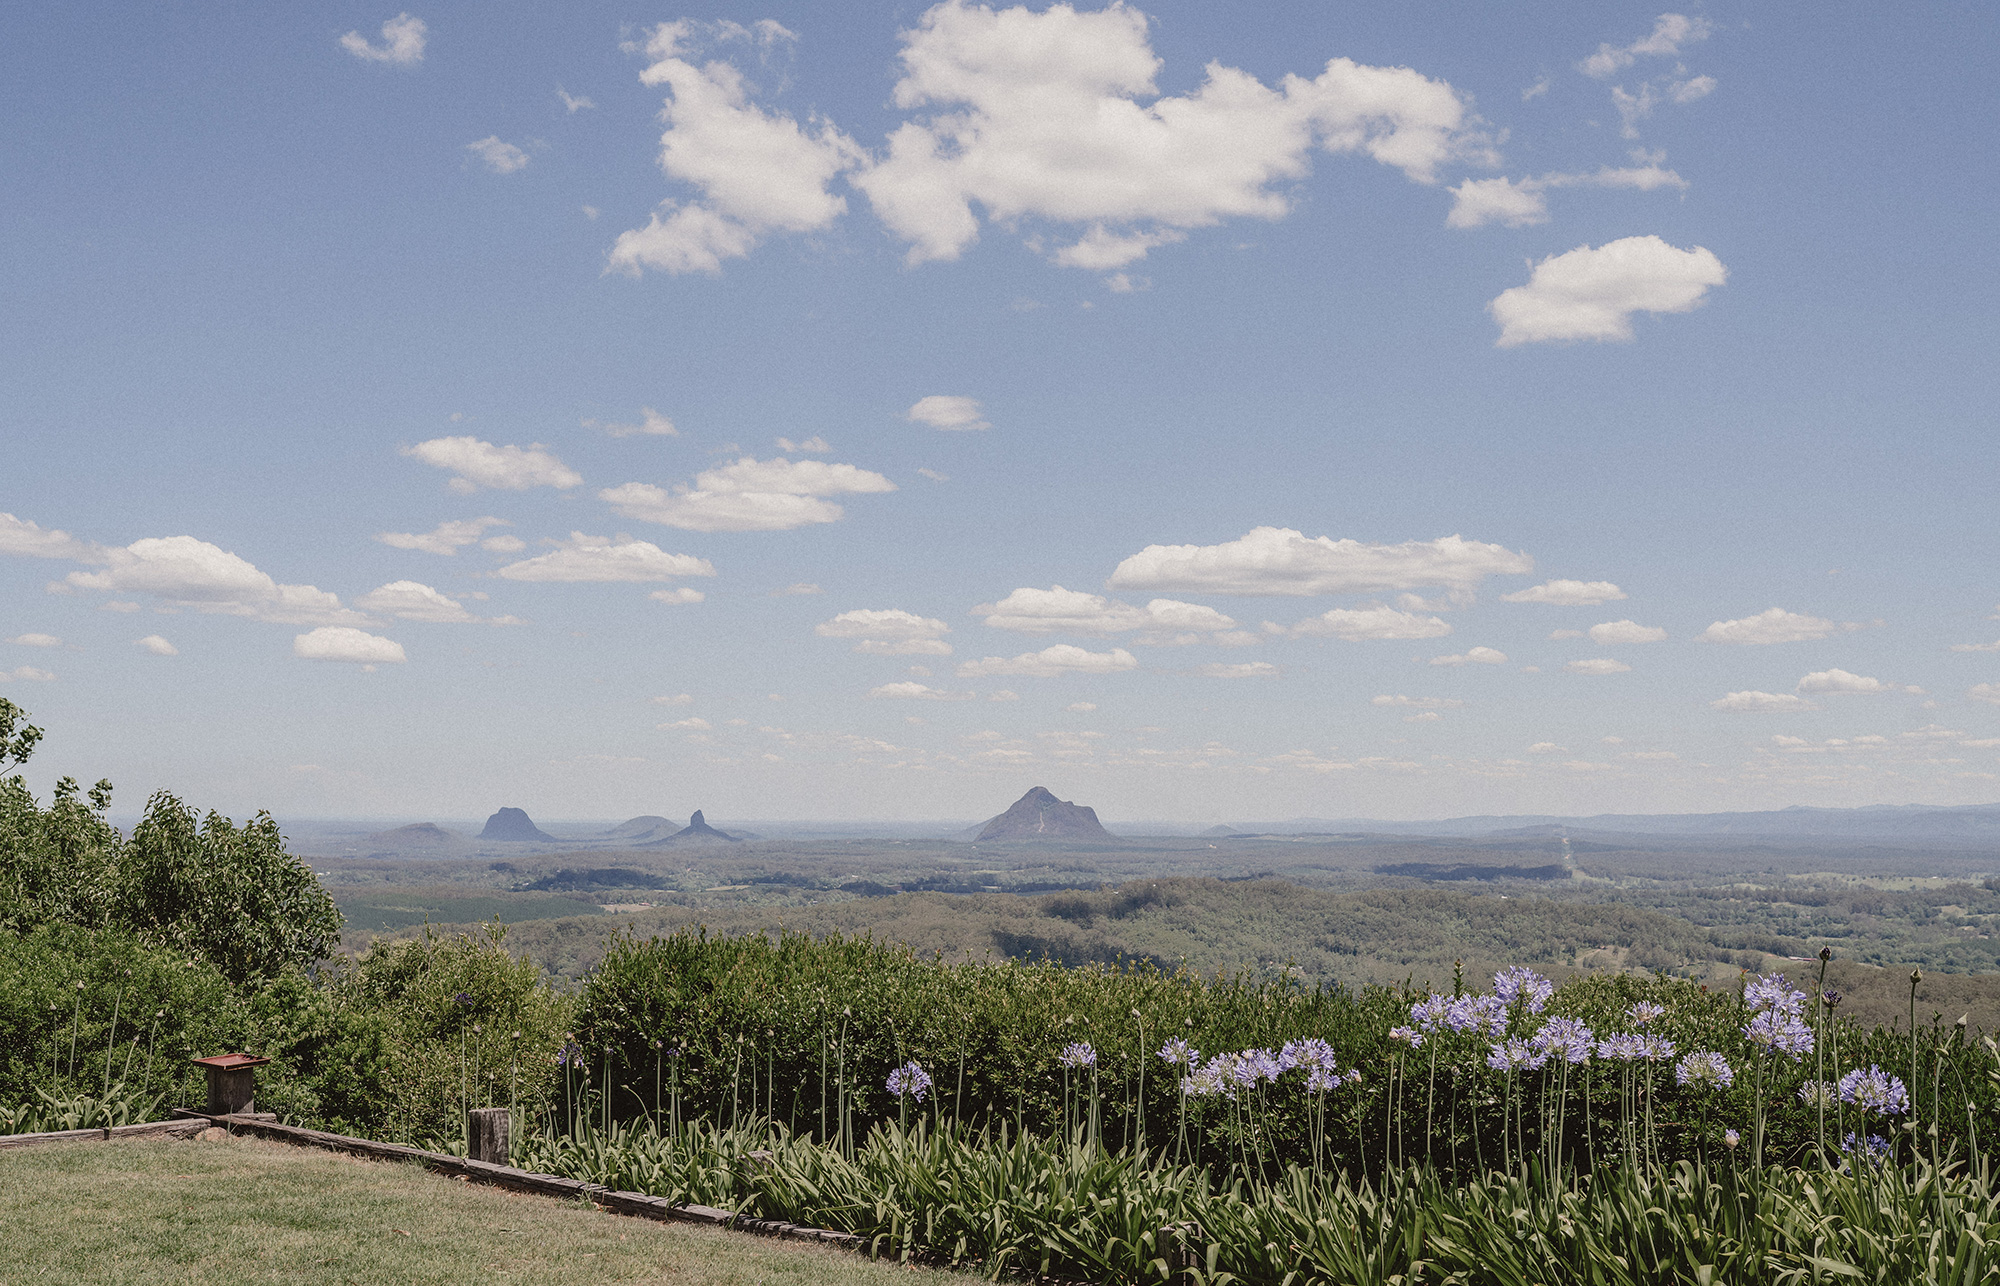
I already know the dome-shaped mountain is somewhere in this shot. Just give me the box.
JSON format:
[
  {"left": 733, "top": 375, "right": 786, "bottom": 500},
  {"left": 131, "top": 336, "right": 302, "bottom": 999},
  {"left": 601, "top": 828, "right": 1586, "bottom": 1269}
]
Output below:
[
  {"left": 639, "top": 809, "right": 740, "bottom": 844},
  {"left": 477, "top": 807, "right": 555, "bottom": 842},
  {"left": 975, "top": 787, "right": 1114, "bottom": 842}
]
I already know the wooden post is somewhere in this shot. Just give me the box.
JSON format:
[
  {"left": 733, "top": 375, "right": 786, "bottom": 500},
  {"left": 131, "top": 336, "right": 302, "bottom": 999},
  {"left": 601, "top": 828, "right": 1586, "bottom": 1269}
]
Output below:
[
  {"left": 467, "top": 1107, "right": 511, "bottom": 1165},
  {"left": 192, "top": 1053, "right": 271, "bottom": 1116}
]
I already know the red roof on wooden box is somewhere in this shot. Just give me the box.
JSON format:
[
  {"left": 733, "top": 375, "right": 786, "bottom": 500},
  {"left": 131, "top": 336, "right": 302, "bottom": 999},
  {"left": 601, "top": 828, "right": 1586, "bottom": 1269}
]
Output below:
[{"left": 191, "top": 1053, "right": 270, "bottom": 1070}]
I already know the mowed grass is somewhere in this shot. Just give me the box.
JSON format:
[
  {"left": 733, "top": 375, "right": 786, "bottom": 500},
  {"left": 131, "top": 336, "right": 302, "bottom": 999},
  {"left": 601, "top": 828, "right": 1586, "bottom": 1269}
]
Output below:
[{"left": 0, "top": 1133, "right": 967, "bottom": 1286}]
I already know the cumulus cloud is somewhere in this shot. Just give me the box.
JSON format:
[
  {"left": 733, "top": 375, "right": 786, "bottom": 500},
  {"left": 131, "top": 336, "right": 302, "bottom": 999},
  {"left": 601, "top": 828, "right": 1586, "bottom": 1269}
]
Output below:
[
  {"left": 662, "top": 716, "right": 713, "bottom": 730},
  {"left": 1567, "top": 658, "right": 1632, "bottom": 675},
  {"left": 294, "top": 627, "right": 406, "bottom": 665},
  {"left": 650, "top": 587, "right": 706, "bottom": 605},
  {"left": 956, "top": 644, "right": 1138, "bottom": 678},
  {"left": 466, "top": 137, "right": 530, "bottom": 174},
  {"left": 1281, "top": 606, "right": 1450, "bottom": 641},
  {"left": 1794, "top": 668, "right": 1907, "bottom": 695},
  {"left": 1489, "top": 236, "right": 1726, "bottom": 347},
  {"left": 0, "top": 513, "right": 107, "bottom": 563},
  {"left": 403, "top": 437, "right": 582, "bottom": 493},
  {"left": 906, "top": 396, "right": 989, "bottom": 431},
  {"left": 494, "top": 533, "right": 715, "bottom": 583},
  {"left": 600, "top": 456, "right": 895, "bottom": 532},
  {"left": 136, "top": 635, "right": 178, "bottom": 656},
  {"left": 974, "top": 585, "right": 1240, "bottom": 644},
  {"left": 608, "top": 22, "right": 863, "bottom": 276},
  {"left": 611, "top": 4, "right": 1490, "bottom": 278},
  {"left": 1527, "top": 741, "right": 1565, "bottom": 754},
  {"left": 0, "top": 666, "right": 56, "bottom": 683},
  {"left": 558, "top": 88, "right": 596, "bottom": 113},
  {"left": 8, "top": 634, "right": 60, "bottom": 648},
  {"left": 816, "top": 608, "right": 953, "bottom": 655},
  {"left": 776, "top": 436, "right": 830, "bottom": 453},
  {"left": 1111, "top": 527, "right": 1530, "bottom": 598},
  {"left": 1372, "top": 695, "right": 1464, "bottom": 710},
  {"left": 853, "top": 1, "right": 1492, "bottom": 272},
  {"left": 1949, "top": 639, "right": 2000, "bottom": 653},
  {"left": 1712, "top": 690, "right": 1818, "bottom": 712},
  {"left": 1699, "top": 608, "right": 1840, "bottom": 645},
  {"left": 375, "top": 517, "right": 509, "bottom": 555},
  {"left": 1430, "top": 646, "right": 1507, "bottom": 665},
  {"left": 1193, "top": 661, "right": 1278, "bottom": 678},
  {"left": 1446, "top": 163, "right": 1687, "bottom": 230},
  {"left": 1589, "top": 619, "right": 1667, "bottom": 644},
  {"left": 587, "top": 408, "right": 678, "bottom": 437},
  {"left": 482, "top": 536, "right": 526, "bottom": 553},
  {"left": 356, "top": 580, "right": 521, "bottom": 625},
  {"left": 652, "top": 693, "right": 694, "bottom": 705},
  {"left": 1502, "top": 579, "right": 1625, "bottom": 606},
  {"left": 340, "top": 12, "right": 427, "bottom": 65},
  {"left": 1579, "top": 14, "right": 1711, "bottom": 80},
  {"left": 869, "top": 680, "right": 974, "bottom": 700},
  {"left": 63, "top": 536, "right": 367, "bottom": 625},
  {"left": 1066, "top": 702, "right": 1097, "bottom": 712},
  {"left": 1968, "top": 683, "right": 2000, "bottom": 706}
]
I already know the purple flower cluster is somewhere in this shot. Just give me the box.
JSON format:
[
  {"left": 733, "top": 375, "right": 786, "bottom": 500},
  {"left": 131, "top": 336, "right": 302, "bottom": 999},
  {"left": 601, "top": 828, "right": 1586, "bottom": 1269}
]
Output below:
[
  {"left": 1388, "top": 1025, "right": 1424, "bottom": 1049},
  {"left": 1742, "top": 973, "right": 1814, "bottom": 1058},
  {"left": 1838, "top": 1065, "right": 1910, "bottom": 1116},
  {"left": 1531, "top": 1017, "right": 1594, "bottom": 1066},
  {"left": 1448, "top": 994, "right": 1511, "bottom": 1038},
  {"left": 1487, "top": 1038, "right": 1543, "bottom": 1072},
  {"left": 1408, "top": 994, "right": 1451, "bottom": 1034},
  {"left": 1675, "top": 1050, "right": 1735, "bottom": 1089},
  {"left": 1156, "top": 1038, "right": 1197, "bottom": 1067},
  {"left": 1059, "top": 1041, "right": 1098, "bottom": 1069},
  {"left": 1841, "top": 1131, "right": 1893, "bottom": 1165},
  {"left": 885, "top": 1060, "right": 932, "bottom": 1102},
  {"left": 1175, "top": 1042, "right": 1358, "bottom": 1098},
  {"left": 1625, "top": 1002, "right": 1666, "bottom": 1027},
  {"left": 1494, "top": 967, "right": 1555, "bottom": 1014}
]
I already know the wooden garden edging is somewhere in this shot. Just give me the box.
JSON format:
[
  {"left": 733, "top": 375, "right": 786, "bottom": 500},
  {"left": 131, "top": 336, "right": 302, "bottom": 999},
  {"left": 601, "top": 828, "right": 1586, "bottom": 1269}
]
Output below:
[
  {"left": 167, "top": 1109, "right": 865, "bottom": 1250},
  {"left": 0, "top": 1117, "right": 208, "bottom": 1150}
]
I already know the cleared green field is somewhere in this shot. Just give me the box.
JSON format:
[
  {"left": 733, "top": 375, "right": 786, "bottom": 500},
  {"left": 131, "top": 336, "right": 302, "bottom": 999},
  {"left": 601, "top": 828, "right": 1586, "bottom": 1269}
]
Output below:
[
  {"left": 0, "top": 1133, "right": 963, "bottom": 1285},
  {"left": 333, "top": 887, "right": 605, "bottom": 932}
]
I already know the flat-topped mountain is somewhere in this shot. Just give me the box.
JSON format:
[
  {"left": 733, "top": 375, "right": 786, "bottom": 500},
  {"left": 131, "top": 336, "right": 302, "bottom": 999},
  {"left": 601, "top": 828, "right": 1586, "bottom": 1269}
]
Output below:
[
  {"left": 976, "top": 787, "right": 1114, "bottom": 842},
  {"left": 478, "top": 807, "right": 555, "bottom": 842},
  {"left": 640, "top": 809, "right": 740, "bottom": 844},
  {"left": 364, "top": 822, "right": 459, "bottom": 845},
  {"left": 605, "top": 815, "right": 675, "bottom": 841}
]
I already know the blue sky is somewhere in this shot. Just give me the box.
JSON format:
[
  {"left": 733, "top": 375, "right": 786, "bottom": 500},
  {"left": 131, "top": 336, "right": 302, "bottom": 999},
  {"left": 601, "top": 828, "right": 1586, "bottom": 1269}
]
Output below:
[{"left": 3, "top": 1, "right": 1996, "bottom": 824}]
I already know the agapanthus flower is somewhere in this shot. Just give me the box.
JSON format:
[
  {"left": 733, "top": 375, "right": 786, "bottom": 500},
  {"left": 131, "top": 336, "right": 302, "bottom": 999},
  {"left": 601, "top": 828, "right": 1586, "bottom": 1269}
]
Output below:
[
  {"left": 1343, "top": 1068, "right": 1362, "bottom": 1085},
  {"left": 1637, "top": 1034, "right": 1677, "bottom": 1063},
  {"left": 1409, "top": 994, "right": 1451, "bottom": 1033},
  {"left": 1448, "top": 994, "right": 1510, "bottom": 1038},
  {"left": 1279, "top": 1038, "right": 1337, "bottom": 1074},
  {"left": 1494, "top": 967, "right": 1555, "bottom": 1014},
  {"left": 1840, "top": 1131, "right": 1893, "bottom": 1166},
  {"left": 1388, "top": 1025, "right": 1424, "bottom": 1049},
  {"left": 1797, "top": 1080, "right": 1837, "bottom": 1108},
  {"left": 1059, "top": 1041, "right": 1098, "bottom": 1069},
  {"left": 885, "top": 1060, "right": 932, "bottom": 1102},
  {"left": 1305, "top": 1064, "right": 1340, "bottom": 1092},
  {"left": 1487, "top": 1038, "right": 1546, "bottom": 1072},
  {"left": 1596, "top": 1033, "right": 1645, "bottom": 1062},
  {"left": 1838, "top": 1065, "right": 1910, "bottom": 1116},
  {"left": 1724, "top": 1128, "right": 1741, "bottom": 1149},
  {"left": 1675, "top": 1051, "right": 1734, "bottom": 1089},
  {"left": 1157, "top": 1038, "right": 1197, "bottom": 1066},
  {"left": 1743, "top": 1008, "right": 1814, "bottom": 1058},
  {"left": 1745, "top": 973, "right": 1807, "bottom": 1016},
  {"left": 1531, "top": 1017, "right": 1594, "bottom": 1066},
  {"left": 1625, "top": 1002, "right": 1666, "bottom": 1027}
]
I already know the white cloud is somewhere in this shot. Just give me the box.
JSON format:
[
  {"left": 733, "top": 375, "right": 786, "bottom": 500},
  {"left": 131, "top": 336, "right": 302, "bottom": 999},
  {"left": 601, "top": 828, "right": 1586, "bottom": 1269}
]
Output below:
[
  {"left": 1430, "top": 646, "right": 1508, "bottom": 666},
  {"left": 481, "top": 535, "right": 526, "bottom": 553},
  {"left": 869, "top": 680, "right": 974, "bottom": 700},
  {"left": 1446, "top": 164, "right": 1686, "bottom": 230},
  {"left": 494, "top": 533, "right": 715, "bottom": 583},
  {"left": 0, "top": 513, "right": 107, "bottom": 563},
  {"left": 662, "top": 716, "right": 713, "bottom": 730},
  {"left": 1372, "top": 695, "right": 1463, "bottom": 710},
  {"left": 466, "top": 136, "right": 530, "bottom": 175},
  {"left": 136, "top": 634, "right": 177, "bottom": 657},
  {"left": 356, "top": 580, "right": 520, "bottom": 625},
  {"left": 772, "top": 582, "right": 823, "bottom": 596},
  {"left": 1699, "top": 608, "right": 1839, "bottom": 645},
  {"left": 1949, "top": 639, "right": 2000, "bottom": 653},
  {"left": 917, "top": 468, "right": 951, "bottom": 483},
  {"left": 776, "top": 436, "right": 830, "bottom": 453},
  {"left": 1567, "top": 658, "right": 1632, "bottom": 675},
  {"left": 558, "top": 88, "right": 596, "bottom": 113},
  {"left": 1194, "top": 661, "right": 1278, "bottom": 678},
  {"left": 1502, "top": 579, "right": 1625, "bottom": 606},
  {"left": 294, "top": 627, "right": 406, "bottom": 665},
  {"left": 403, "top": 437, "right": 581, "bottom": 492},
  {"left": 589, "top": 408, "right": 678, "bottom": 437},
  {"left": 957, "top": 644, "right": 1138, "bottom": 678},
  {"left": 975, "top": 585, "right": 1239, "bottom": 643},
  {"left": 906, "top": 395, "right": 989, "bottom": 431},
  {"left": 1796, "top": 668, "right": 1902, "bottom": 695},
  {"left": 1712, "top": 690, "right": 1819, "bottom": 713},
  {"left": 340, "top": 12, "right": 427, "bottom": 65},
  {"left": 1589, "top": 619, "right": 1667, "bottom": 644},
  {"left": 65, "top": 536, "right": 366, "bottom": 625},
  {"left": 1527, "top": 742, "right": 1565, "bottom": 754},
  {"left": 989, "top": 689, "right": 1019, "bottom": 701},
  {"left": 1522, "top": 78, "right": 1549, "bottom": 101},
  {"left": 1970, "top": 684, "right": 2000, "bottom": 706},
  {"left": 607, "top": 22, "right": 864, "bottom": 276},
  {"left": 817, "top": 608, "right": 952, "bottom": 655},
  {"left": 1282, "top": 606, "right": 1451, "bottom": 641},
  {"left": 650, "top": 587, "right": 706, "bottom": 605},
  {"left": 1111, "top": 527, "right": 1530, "bottom": 598},
  {"left": 0, "top": 666, "right": 56, "bottom": 683},
  {"left": 1579, "top": 14, "right": 1711, "bottom": 80},
  {"left": 600, "top": 456, "right": 895, "bottom": 532},
  {"left": 7, "top": 633, "right": 60, "bottom": 648},
  {"left": 652, "top": 693, "right": 694, "bottom": 706},
  {"left": 1489, "top": 236, "right": 1726, "bottom": 347},
  {"left": 1066, "top": 701, "right": 1097, "bottom": 712},
  {"left": 853, "top": 1, "right": 1491, "bottom": 271},
  {"left": 375, "top": 517, "right": 509, "bottom": 556}
]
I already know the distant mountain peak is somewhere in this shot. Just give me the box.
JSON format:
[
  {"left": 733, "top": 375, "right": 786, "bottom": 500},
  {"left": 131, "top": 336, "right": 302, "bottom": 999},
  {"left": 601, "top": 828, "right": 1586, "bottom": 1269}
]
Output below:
[
  {"left": 640, "top": 809, "right": 741, "bottom": 844},
  {"left": 976, "top": 787, "right": 1113, "bottom": 842},
  {"left": 478, "top": 807, "right": 554, "bottom": 842}
]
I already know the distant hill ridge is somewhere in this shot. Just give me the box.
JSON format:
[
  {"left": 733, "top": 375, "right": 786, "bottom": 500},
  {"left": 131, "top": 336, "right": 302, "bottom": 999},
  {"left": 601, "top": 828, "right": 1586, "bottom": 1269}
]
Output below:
[
  {"left": 976, "top": 787, "right": 1114, "bottom": 842},
  {"left": 478, "top": 807, "right": 555, "bottom": 842}
]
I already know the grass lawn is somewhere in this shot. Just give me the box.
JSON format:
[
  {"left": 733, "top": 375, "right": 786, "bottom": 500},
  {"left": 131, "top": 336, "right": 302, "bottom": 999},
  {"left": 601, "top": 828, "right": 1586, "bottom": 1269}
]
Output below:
[{"left": 0, "top": 1132, "right": 966, "bottom": 1285}]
